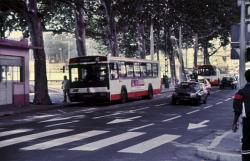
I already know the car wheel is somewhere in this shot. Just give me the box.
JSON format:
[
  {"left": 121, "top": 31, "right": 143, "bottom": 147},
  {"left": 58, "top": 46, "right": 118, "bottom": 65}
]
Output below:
[
  {"left": 172, "top": 97, "right": 177, "bottom": 105},
  {"left": 203, "top": 96, "right": 207, "bottom": 104},
  {"left": 195, "top": 97, "right": 201, "bottom": 106}
]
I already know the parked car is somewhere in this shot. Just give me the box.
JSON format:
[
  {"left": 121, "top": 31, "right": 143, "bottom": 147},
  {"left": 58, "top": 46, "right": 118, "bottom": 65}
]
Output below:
[
  {"left": 172, "top": 81, "right": 208, "bottom": 106},
  {"left": 219, "top": 77, "right": 237, "bottom": 89},
  {"left": 198, "top": 79, "right": 212, "bottom": 95}
]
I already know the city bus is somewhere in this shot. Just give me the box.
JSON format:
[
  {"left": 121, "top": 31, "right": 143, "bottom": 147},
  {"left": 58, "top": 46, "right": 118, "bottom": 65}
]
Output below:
[
  {"left": 68, "top": 56, "right": 161, "bottom": 103},
  {"left": 197, "top": 65, "right": 225, "bottom": 86}
]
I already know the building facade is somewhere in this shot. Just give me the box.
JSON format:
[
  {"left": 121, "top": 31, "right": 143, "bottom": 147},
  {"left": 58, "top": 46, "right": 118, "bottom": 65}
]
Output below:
[{"left": 0, "top": 39, "right": 29, "bottom": 106}]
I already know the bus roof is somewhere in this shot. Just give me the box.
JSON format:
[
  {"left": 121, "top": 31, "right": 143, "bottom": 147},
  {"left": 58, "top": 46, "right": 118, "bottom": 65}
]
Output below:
[{"left": 69, "top": 55, "right": 159, "bottom": 64}]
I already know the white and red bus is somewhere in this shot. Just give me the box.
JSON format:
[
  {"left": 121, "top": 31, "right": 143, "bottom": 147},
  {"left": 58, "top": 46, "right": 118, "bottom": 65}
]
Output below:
[
  {"left": 197, "top": 65, "right": 226, "bottom": 86},
  {"left": 68, "top": 56, "right": 161, "bottom": 103}
]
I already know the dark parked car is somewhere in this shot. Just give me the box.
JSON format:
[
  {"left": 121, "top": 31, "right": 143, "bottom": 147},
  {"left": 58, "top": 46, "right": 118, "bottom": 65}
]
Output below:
[
  {"left": 172, "top": 81, "right": 208, "bottom": 106},
  {"left": 219, "top": 77, "right": 237, "bottom": 89}
]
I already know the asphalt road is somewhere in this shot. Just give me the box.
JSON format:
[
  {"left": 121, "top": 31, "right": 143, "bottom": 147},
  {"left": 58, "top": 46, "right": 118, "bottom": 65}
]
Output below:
[{"left": 0, "top": 88, "right": 236, "bottom": 161}]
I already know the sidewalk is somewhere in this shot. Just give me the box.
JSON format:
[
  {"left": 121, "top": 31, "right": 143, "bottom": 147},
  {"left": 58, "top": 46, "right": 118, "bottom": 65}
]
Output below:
[{"left": 196, "top": 129, "right": 241, "bottom": 161}]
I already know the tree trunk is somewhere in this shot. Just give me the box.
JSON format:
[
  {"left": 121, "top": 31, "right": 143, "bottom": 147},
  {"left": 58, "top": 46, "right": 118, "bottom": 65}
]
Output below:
[
  {"left": 203, "top": 42, "right": 210, "bottom": 65},
  {"left": 177, "top": 27, "right": 186, "bottom": 81},
  {"left": 156, "top": 28, "right": 160, "bottom": 61},
  {"left": 101, "top": 0, "right": 118, "bottom": 56},
  {"left": 137, "top": 23, "right": 146, "bottom": 59},
  {"left": 150, "top": 22, "right": 154, "bottom": 60},
  {"left": 193, "top": 33, "right": 198, "bottom": 68},
  {"left": 27, "top": 0, "right": 51, "bottom": 104},
  {"left": 74, "top": 0, "right": 87, "bottom": 56},
  {"left": 165, "top": 27, "right": 176, "bottom": 79}
]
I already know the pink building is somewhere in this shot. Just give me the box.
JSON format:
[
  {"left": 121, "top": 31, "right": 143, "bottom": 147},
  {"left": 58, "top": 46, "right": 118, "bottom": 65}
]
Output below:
[{"left": 0, "top": 39, "right": 29, "bottom": 106}]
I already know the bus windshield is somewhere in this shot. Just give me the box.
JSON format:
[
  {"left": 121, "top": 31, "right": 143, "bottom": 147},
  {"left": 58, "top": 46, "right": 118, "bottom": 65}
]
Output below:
[{"left": 69, "top": 63, "right": 108, "bottom": 87}]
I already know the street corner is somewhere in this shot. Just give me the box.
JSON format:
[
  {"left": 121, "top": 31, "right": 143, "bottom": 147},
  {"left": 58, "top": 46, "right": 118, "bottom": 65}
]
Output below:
[
  {"left": 196, "top": 130, "right": 241, "bottom": 161},
  {"left": 196, "top": 146, "right": 241, "bottom": 161}
]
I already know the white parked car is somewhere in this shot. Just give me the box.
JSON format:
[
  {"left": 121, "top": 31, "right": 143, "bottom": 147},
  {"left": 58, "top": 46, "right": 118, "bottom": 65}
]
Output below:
[{"left": 199, "top": 79, "right": 211, "bottom": 95}]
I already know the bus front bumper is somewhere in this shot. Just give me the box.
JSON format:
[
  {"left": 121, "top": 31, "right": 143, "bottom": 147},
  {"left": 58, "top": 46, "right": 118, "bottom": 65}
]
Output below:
[{"left": 69, "top": 92, "right": 110, "bottom": 102}]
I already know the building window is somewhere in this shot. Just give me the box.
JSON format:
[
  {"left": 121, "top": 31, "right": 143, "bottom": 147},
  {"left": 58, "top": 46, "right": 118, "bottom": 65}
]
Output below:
[{"left": 0, "top": 66, "right": 23, "bottom": 83}]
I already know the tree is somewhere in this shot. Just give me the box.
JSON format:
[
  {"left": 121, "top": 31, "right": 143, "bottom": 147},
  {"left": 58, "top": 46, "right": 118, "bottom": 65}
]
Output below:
[{"left": 100, "top": 0, "right": 118, "bottom": 56}]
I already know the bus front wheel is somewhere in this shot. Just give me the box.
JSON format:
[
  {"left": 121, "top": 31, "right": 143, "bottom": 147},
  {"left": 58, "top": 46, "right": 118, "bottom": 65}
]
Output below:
[
  {"left": 147, "top": 86, "right": 153, "bottom": 99},
  {"left": 120, "top": 88, "right": 128, "bottom": 103}
]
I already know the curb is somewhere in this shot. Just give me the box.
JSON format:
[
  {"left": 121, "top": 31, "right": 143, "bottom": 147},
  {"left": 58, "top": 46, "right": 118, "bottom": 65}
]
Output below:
[
  {"left": 0, "top": 103, "right": 77, "bottom": 118},
  {"left": 196, "top": 147, "right": 241, "bottom": 161}
]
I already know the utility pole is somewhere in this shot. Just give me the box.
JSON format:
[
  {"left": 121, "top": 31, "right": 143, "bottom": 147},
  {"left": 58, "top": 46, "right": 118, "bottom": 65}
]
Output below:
[{"left": 239, "top": 0, "right": 246, "bottom": 88}]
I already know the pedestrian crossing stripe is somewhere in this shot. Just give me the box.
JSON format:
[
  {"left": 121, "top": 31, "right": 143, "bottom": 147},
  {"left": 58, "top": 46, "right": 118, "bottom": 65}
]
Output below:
[
  {"left": 0, "top": 129, "right": 72, "bottom": 148},
  {"left": 70, "top": 132, "right": 145, "bottom": 151},
  {"left": 0, "top": 129, "right": 181, "bottom": 154},
  {"left": 0, "top": 129, "right": 33, "bottom": 137},
  {"left": 21, "top": 130, "right": 109, "bottom": 150},
  {"left": 118, "top": 134, "right": 181, "bottom": 154}
]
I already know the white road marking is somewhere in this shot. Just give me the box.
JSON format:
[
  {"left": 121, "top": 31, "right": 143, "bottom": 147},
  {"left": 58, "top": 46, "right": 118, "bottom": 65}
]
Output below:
[
  {"left": 154, "top": 103, "right": 168, "bottom": 107},
  {"left": 129, "top": 107, "right": 150, "bottom": 112},
  {"left": 216, "top": 101, "right": 223, "bottom": 105},
  {"left": 58, "top": 110, "right": 66, "bottom": 114},
  {"left": 203, "top": 105, "right": 213, "bottom": 109},
  {"left": 0, "top": 129, "right": 33, "bottom": 137},
  {"left": 78, "top": 108, "right": 97, "bottom": 113},
  {"left": 187, "top": 120, "right": 210, "bottom": 130},
  {"left": 70, "top": 132, "right": 144, "bottom": 151},
  {"left": 207, "top": 131, "right": 231, "bottom": 149},
  {"left": 21, "top": 130, "right": 108, "bottom": 150},
  {"left": 119, "top": 134, "right": 181, "bottom": 154},
  {"left": 107, "top": 116, "right": 142, "bottom": 124},
  {"left": 40, "top": 115, "right": 84, "bottom": 123},
  {"left": 225, "top": 98, "right": 232, "bottom": 102},
  {"left": 29, "top": 115, "right": 55, "bottom": 119},
  {"left": 45, "top": 120, "right": 79, "bottom": 127},
  {"left": 162, "top": 115, "right": 181, "bottom": 122},
  {"left": 93, "top": 112, "right": 121, "bottom": 119},
  {"left": 186, "top": 110, "right": 200, "bottom": 115},
  {"left": 128, "top": 123, "right": 155, "bottom": 131},
  {"left": 0, "top": 129, "right": 72, "bottom": 148}
]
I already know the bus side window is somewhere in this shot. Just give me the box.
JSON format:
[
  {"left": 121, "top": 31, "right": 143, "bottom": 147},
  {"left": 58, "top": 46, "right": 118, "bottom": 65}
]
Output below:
[
  {"left": 152, "top": 63, "right": 158, "bottom": 77},
  {"left": 118, "top": 62, "right": 127, "bottom": 78},
  {"left": 140, "top": 63, "right": 147, "bottom": 77},
  {"left": 134, "top": 63, "right": 141, "bottom": 77},
  {"left": 110, "top": 63, "right": 118, "bottom": 80},
  {"left": 146, "top": 63, "right": 152, "bottom": 77},
  {"left": 126, "top": 62, "right": 134, "bottom": 78}
]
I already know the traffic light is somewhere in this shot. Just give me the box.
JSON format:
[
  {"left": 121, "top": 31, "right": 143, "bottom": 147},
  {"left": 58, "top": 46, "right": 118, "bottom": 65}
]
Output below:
[
  {"left": 246, "top": 47, "right": 250, "bottom": 62},
  {"left": 60, "top": 66, "right": 65, "bottom": 73}
]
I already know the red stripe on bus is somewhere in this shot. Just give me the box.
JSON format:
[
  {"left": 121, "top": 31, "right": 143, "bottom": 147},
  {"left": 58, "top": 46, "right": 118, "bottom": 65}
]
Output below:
[{"left": 110, "top": 89, "right": 161, "bottom": 101}]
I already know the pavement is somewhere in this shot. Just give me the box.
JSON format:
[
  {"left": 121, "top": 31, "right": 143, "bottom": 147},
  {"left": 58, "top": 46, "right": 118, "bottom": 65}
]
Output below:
[{"left": 0, "top": 86, "right": 242, "bottom": 161}]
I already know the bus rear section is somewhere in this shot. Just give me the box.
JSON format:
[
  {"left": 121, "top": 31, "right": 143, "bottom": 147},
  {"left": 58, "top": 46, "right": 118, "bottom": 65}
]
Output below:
[
  {"left": 197, "top": 65, "right": 221, "bottom": 86},
  {"left": 108, "top": 59, "right": 161, "bottom": 102},
  {"left": 68, "top": 56, "right": 161, "bottom": 103}
]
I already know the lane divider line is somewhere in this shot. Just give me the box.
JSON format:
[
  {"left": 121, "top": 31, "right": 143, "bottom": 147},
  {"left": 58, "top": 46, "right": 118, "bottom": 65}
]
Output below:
[
  {"left": 162, "top": 115, "right": 181, "bottom": 122},
  {"left": 215, "top": 101, "right": 223, "bottom": 105},
  {"left": 186, "top": 110, "right": 200, "bottom": 115},
  {"left": 128, "top": 123, "right": 155, "bottom": 132},
  {"left": 203, "top": 105, "right": 213, "bottom": 109}
]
